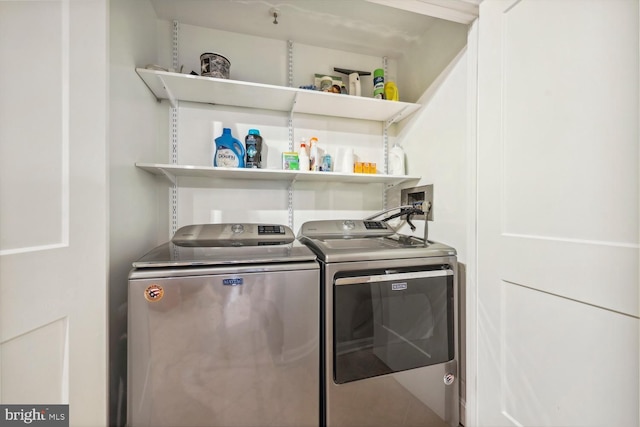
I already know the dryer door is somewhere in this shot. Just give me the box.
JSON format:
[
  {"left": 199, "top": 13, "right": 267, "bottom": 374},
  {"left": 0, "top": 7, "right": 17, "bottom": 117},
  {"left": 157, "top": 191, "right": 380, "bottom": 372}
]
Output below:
[{"left": 333, "top": 267, "right": 454, "bottom": 384}]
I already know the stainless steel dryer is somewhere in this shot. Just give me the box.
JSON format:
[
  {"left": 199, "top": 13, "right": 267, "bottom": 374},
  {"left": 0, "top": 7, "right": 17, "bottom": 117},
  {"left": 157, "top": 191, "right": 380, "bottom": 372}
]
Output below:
[
  {"left": 127, "top": 223, "right": 319, "bottom": 427},
  {"left": 298, "top": 219, "right": 459, "bottom": 427}
]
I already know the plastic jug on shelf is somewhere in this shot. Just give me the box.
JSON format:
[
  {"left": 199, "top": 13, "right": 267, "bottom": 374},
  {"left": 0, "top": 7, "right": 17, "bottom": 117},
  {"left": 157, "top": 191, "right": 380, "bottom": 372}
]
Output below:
[
  {"left": 388, "top": 144, "right": 405, "bottom": 175},
  {"left": 214, "top": 128, "right": 246, "bottom": 168},
  {"left": 341, "top": 148, "right": 354, "bottom": 174}
]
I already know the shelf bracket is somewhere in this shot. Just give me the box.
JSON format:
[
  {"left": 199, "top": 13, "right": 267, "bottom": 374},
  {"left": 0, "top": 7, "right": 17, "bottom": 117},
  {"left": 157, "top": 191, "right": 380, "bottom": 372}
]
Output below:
[
  {"left": 386, "top": 105, "right": 411, "bottom": 127},
  {"left": 157, "top": 167, "right": 177, "bottom": 185},
  {"left": 159, "top": 75, "right": 178, "bottom": 109},
  {"left": 289, "top": 91, "right": 299, "bottom": 115},
  {"left": 288, "top": 92, "right": 298, "bottom": 152}
]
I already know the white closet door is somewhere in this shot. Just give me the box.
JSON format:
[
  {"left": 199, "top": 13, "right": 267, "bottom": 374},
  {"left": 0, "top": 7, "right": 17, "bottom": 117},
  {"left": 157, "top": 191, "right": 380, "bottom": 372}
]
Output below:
[
  {"left": 476, "top": 0, "right": 638, "bottom": 426},
  {"left": 0, "top": 1, "right": 108, "bottom": 425}
]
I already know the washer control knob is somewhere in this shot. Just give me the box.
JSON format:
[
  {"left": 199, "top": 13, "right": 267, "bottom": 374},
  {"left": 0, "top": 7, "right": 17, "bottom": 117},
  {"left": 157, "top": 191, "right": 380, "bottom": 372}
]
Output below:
[
  {"left": 342, "top": 220, "right": 356, "bottom": 230},
  {"left": 231, "top": 224, "right": 244, "bottom": 234}
]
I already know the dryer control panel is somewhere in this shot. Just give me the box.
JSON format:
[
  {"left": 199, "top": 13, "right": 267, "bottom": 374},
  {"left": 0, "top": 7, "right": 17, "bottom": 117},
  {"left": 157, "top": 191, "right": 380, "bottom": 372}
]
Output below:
[{"left": 298, "top": 219, "right": 394, "bottom": 239}]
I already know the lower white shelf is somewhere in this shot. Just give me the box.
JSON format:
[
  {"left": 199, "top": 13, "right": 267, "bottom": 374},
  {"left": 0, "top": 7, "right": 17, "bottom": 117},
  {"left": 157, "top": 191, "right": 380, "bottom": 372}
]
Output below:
[{"left": 135, "top": 163, "right": 419, "bottom": 186}]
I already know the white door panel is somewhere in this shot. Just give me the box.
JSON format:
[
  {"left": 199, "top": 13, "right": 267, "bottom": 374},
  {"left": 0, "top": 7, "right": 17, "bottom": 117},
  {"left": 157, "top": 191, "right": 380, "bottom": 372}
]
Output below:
[
  {"left": 500, "top": 284, "right": 638, "bottom": 427},
  {"left": 501, "top": 1, "right": 637, "bottom": 250},
  {"left": 501, "top": 236, "right": 638, "bottom": 316},
  {"left": 498, "top": 0, "right": 639, "bottom": 308},
  {"left": 0, "top": 1, "right": 107, "bottom": 425},
  {"left": 0, "top": 1, "right": 67, "bottom": 254},
  {"left": 1, "top": 318, "right": 68, "bottom": 404},
  {"left": 477, "top": 0, "right": 638, "bottom": 425}
]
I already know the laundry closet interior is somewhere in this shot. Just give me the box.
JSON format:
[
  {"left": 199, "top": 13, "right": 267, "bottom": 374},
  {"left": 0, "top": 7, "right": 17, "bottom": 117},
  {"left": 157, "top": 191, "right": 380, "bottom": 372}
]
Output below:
[{"left": 109, "top": 1, "right": 475, "bottom": 425}]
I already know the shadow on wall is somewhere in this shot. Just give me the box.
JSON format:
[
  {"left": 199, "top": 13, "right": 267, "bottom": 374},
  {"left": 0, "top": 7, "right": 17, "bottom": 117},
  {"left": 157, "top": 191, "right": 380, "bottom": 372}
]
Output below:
[
  {"left": 110, "top": 300, "right": 128, "bottom": 427},
  {"left": 458, "top": 261, "right": 467, "bottom": 423},
  {"left": 397, "top": 18, "right": 468, "bottom": 104}
]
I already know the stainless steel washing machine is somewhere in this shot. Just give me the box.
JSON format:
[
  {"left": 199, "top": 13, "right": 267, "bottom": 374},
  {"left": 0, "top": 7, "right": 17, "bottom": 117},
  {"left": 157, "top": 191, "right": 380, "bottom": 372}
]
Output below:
[
  {"left": 298, "top": 219, "right": 459, "bottom": 427},
  {"left": 127, "top": 223, "right": 320, "bottom": 427}
]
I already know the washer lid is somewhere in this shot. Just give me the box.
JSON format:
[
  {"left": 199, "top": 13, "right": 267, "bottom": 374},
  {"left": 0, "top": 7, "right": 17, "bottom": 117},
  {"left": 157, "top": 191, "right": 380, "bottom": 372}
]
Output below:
[
  {"left": 132, "top": 241, "right": 317, "bottom": 268},
  {"left": 133, "top": 223, "right": 317, "bottom": 268}
]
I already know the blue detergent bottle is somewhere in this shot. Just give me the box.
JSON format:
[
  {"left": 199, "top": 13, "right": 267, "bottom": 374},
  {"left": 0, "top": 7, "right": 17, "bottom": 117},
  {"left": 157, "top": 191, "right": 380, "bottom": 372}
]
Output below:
[{"left": 214, "top": 128, "right": 246, "bottom": 168}]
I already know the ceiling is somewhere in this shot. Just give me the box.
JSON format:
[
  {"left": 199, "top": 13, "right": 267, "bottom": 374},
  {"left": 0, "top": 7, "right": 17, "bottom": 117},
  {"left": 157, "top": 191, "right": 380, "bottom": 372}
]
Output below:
[{"left": 148, "top": 0, "right": 469, "bottom": 58}]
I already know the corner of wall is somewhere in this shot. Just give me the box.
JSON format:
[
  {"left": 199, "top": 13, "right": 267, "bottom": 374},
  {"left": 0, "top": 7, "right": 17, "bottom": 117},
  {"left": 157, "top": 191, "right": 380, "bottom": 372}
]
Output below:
[
  {"left": 397, "top": 18, "right": 469, "bottom": 104},
  {"left": 108, "top": 1, "right": 162, "bottom": 426}
]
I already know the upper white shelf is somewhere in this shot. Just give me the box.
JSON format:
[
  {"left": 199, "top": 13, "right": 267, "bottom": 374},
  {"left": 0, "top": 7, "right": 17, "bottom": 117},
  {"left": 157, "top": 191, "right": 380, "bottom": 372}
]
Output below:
[
  {"left": 136, "top": 163, "right": 420, "bottom": 186},
  {"left": 135, "top": 68, "right": 422, "bottom": 124}
]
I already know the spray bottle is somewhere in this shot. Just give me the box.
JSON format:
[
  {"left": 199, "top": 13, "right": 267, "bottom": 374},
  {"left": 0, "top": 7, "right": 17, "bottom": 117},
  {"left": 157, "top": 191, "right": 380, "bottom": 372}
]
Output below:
[
  {"left": 373, "top": 68, "right": 384, "bottom": 99},
  {"left": 298, "top": 138, "right": 310, "bottom": 172},
  {"left": 309, "top": 137, "right": 319, "bottom": 171}
]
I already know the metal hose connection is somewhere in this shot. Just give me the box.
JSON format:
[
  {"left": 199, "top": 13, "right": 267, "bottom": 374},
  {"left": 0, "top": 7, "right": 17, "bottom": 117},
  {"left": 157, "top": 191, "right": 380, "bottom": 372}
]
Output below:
[{"left": 364, "top": 204, "right": 426, "bottom": 232}]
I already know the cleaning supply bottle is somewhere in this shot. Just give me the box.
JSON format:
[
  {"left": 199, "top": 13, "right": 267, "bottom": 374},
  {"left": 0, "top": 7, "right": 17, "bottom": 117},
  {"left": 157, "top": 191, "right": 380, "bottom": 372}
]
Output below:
[
  {"left": 309, "top": 137, "right": 319, "bottom": 171},
  {"left": 245, "top": 129, "right": 263, "bottom": 168},
  {"left": 373, "top": 68, "right": 384, "bottom": 99},
  {"left": 214, "top": 128, "right": 246, "bottom": 168},
  {"left": 384, "top": 81, "right": 399, "bottom": 101},
  {"left": 388, "top": 144, "right": 405, "bottom": 175},
  {"left": 322, "top": 154, "right": 332, "bottom": 172},
  {"left": 298, "top": 138, "right": 310, "bottom": 172},
  {"left": 341, "top": 148, "right": 354, "bottom": 174}
]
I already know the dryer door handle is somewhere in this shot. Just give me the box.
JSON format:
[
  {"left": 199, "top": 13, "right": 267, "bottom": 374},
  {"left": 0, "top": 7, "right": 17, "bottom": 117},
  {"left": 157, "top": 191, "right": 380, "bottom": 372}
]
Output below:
[{"left": 335, "top": 270, "right": 452, "bottom": 286}]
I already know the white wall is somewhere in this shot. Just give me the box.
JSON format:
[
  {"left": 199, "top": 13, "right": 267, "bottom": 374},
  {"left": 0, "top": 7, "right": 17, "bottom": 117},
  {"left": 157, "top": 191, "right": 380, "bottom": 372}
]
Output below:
[
  {"left": 397, "top": 18, "right": 468, "bottom": 103},
  {"left": 108, "top": 1, "right": 163, "bottom": 425},
  {"left": 152, "top": 22, "right": 414, "bottom": 234},
  {"left": 393, "top": 47, "right": 469, "bottom": 260},
  {"left": 156, "top": 22, "right": 399, "bottom": 95}
]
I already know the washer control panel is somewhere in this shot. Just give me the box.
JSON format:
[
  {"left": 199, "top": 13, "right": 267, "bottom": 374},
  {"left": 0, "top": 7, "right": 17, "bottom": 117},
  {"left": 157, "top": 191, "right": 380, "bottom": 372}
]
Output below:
[
  {"left": 363, "top": 221, "right": 388, "bottom": 230},
  {"left": 258, "top": 225, "right": 286, "bottom": 235},
  {"left": 172, "top": 223, "right": 293, "bottom": 246}
]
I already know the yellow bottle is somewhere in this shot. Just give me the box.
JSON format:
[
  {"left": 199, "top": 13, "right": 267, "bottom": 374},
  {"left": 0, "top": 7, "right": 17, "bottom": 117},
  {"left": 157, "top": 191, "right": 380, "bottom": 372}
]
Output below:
[{"left": 384, "top": 82, "right": 399, "bottom": 101}]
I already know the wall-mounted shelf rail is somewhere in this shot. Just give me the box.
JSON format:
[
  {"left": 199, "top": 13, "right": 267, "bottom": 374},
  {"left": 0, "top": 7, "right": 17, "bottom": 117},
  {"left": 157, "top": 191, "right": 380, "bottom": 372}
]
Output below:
[
  {"left": 136, "top": 68, "right": 421, "bottom": 123},
  {"left": 136, "top": 163, "right": 419, "bottom": 187}
]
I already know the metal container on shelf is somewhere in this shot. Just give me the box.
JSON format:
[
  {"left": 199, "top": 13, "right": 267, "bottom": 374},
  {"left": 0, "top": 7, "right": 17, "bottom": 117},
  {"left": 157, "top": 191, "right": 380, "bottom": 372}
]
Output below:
[{"left": 200, "top": 52, "right": 230, "bottom": 79}]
